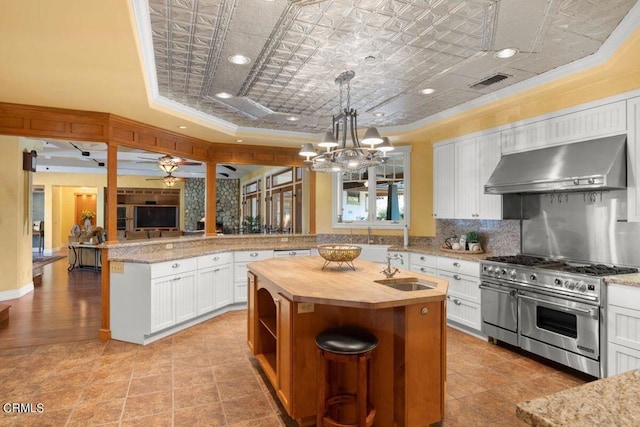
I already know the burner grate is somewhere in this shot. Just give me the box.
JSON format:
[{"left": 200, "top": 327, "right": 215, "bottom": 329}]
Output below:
[
  {"left": 562, "top": 264, "right": 638, "bottom": 276},
  {"left": 485, "top": 255, "right": 563, "bottom": 267}
]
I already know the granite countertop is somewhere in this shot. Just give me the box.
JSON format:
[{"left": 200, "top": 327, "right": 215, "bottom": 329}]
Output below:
[
  {"left": 516, "top": 370, "right": 640, "bottom": 426},
  {"left": 605, "top": 273, "right": 640, "bottom": 288},
  {"left": 390, "top": 245, "right": 498, "bottom": 262}
]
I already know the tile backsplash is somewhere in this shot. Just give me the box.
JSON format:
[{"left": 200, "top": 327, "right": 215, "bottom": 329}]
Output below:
[{"left": 436, "top": 219, "right": 520, "bottom": 254}]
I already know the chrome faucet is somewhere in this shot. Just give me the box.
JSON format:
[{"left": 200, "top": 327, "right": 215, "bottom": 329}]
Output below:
[
  {"left": 381, "top": 253, "right": 402, "bottom": 278},
  {"left": 367, "top": 227, "right": 374, "bottom": 244}
]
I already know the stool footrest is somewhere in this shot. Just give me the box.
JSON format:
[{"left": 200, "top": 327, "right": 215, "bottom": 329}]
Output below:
[{"left": 323, "top": 394, "right": 375, "bottom": 427}]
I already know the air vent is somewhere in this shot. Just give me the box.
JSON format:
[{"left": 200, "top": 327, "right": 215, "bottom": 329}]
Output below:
[{"left": 470, "top": 73, "right": 509, "bottom": 89}]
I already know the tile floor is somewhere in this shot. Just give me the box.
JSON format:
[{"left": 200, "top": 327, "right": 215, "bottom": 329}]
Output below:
[{"left": 0, "top": 310, "right": 592, "bottom": 426}]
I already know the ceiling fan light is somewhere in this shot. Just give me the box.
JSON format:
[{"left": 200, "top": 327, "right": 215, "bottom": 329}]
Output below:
[
  {"left": 362, "top": 127, "right": 383, "bottom": 145},
  {"left": 318, "top": 131, "right": 339, "bottom": 148}
]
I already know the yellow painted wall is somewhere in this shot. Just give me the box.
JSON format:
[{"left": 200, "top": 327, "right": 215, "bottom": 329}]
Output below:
[
  {"left": 317, "top": 27, "right": 640, "bottom": 237},
  {"left": 0, "top": 135, "right": 35, "bottom": 294}
]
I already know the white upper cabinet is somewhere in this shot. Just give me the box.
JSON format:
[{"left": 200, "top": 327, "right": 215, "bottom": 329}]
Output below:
[
  {"left": 627, "top": 96, "right": 640, "bottom": 222},
  {"left": 435, "top": 132, "right": 501, "bottom": 220},
  {"left": 433, "top": 143, "right": 455, "bottom": 219},
  {"left": 476, "top": 133, "right": 502, "bottom": 220},
  {"left": 501, "top": 101, "right": 626, "bottom": 154}
]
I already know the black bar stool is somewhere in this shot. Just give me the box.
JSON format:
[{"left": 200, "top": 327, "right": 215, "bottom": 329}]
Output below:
[{"left": 316, "top": 326, "right": 378, "bottom": 427}]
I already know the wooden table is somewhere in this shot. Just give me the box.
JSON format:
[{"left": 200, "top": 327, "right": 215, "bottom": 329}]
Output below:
[{"left": 247, "top": 256, "right": 449, "bottom": 426}]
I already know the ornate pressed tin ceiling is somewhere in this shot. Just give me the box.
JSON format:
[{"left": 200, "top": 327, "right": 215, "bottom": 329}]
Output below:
[{"left": 146, "top": 0, "right": 637, "bottom": 134}]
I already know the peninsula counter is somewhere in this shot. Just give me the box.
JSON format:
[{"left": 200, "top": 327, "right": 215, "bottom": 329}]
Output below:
[{"left": 247, "top": 256, "right": 449, "bottom": 426}]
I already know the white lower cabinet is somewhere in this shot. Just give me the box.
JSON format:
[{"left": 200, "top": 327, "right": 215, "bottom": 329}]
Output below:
[
  {"left": 197, "top": 253, "right": 233, "bottom": 314},
  {"left": 150, "top": 276, "right": 175, "bottom": 333},
  {"left": 234, "top": 250, "right": 274, "bottom": 303},
  {"left": 607, "top": 284, "right": 640, "bottom": 376},
  {"left": 149, "top": 258, "right": 198, "bottom": 333},
  {"left": 409, "top": 253, "right": 437, "bottom": 276},
  {"left": 436, "top": 256, "right": 482, "bottom": 333}
]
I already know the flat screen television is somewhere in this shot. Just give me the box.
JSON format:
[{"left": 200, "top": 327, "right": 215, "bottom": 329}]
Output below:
[{"left": 134, "top": 206, "right": 179, "bottom": 229}]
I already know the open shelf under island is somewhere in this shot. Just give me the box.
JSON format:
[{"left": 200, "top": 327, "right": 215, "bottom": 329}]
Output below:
[{"left": 247, "top": 256, "right": 449, "bottom": 427}]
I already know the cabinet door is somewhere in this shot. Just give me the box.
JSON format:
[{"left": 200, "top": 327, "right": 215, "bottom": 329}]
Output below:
[
  {"left": 276, "top": 294, "right": 292, "bottom": 413},
  {"left": 214, "top": 263, "right": 234, "bottom": 308},
  {"left": 477, "top": 133, "right": 502, "bottom": 219},
  {"left": 627, "top": 96, "right": 640, "bottom": 222},
  {"left": 174, "top": 271, "right": 197, "bottom": 324},
  {"left": 150, "top": 276, "right": 175, "bottom": 333},
  {"left": 608, "top": 343, "right": 640, "bottom": 377},
  {"left": 447, "top": 295, "right": 481, "bottom": 331},
  {"left": 433, "top": 143, "right": 455, "bottom": 219},
  {"left": 454, "top": 138, "right": 478, "bottom": 219},
  {"left": 197, "top": 268, "right": 216, "bottom": 315}
]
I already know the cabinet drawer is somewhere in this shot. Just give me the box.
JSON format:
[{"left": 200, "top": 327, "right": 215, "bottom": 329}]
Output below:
[
  {"left": 274, "top": 249, "right": 311, "bottom": 257},
  {"left": 409, "top": 253, "right": 437, "bottom": 269},
  {"left": 150, "top": 257, "right": 197, "bottom": 279},
  {"left": 437, "top": 271, "right": 480, "bottom": 303},
  {"left": 197, "top": 252, "right": 233, "bottom": 269},
  {"left": 410, "top": 265, "right": 437, "bottom": 276},
  {"left": 608, "top": 284, "right": 640, "bottom": 308},
  {"left": 234, "top": 250, "right": 274, "bottom": 262},
  {"left": 436, "top": 256, "right": 479, "bottom": 277}
]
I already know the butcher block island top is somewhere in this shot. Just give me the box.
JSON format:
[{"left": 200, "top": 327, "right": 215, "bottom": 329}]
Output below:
[
  {"left": 247, "top": 256, "right": 449, "bottom": 427},
  {"left": 247, "top": 256, "right": 448, "bottom": 309}
]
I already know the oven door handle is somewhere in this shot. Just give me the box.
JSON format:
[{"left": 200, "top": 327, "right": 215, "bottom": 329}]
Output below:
[
  {"left": 518, "top": 293, "right": 598, "bottom": 318},
  {"left": 479, "top": 284, "right": 516, "bottom": 297}
]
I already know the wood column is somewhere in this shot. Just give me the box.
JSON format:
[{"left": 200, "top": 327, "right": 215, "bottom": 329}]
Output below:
[
  {"left": 99, "top": 142, "right": 118, "bottom": 341},
  {"left": 206, "top": 161, "right": 217, "bottom": 235}
]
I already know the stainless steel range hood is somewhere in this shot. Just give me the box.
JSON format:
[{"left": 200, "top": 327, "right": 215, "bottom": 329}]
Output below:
[{"left": 484, "top": 134, "right": 627, "bottom": 194}]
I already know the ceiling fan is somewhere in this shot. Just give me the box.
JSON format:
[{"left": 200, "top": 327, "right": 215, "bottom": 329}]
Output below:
[
  {"left": 145, "top": 172, "right": 184, "bottom": 187},
  {"left": 137, "top": 154, "right": 203, "bottom": 174}
]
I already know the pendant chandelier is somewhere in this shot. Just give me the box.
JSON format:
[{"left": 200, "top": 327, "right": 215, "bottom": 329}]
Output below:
[{"left": 299, "top": 71, "right": 393, "bottom": 173}]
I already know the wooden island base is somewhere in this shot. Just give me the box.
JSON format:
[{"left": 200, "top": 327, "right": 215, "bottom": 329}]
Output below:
[{"left": 247, "top": 257, "right": 448, "bottom": 426}]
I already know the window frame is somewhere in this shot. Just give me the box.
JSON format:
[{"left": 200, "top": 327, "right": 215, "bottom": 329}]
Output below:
[{"left": 331, "top": 145, "right": 411, "bottom": 229}]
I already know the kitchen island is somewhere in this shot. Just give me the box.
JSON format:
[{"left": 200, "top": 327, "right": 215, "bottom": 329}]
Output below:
[{"left": 247, "top": 256, "right": 449, "bottom": 426}]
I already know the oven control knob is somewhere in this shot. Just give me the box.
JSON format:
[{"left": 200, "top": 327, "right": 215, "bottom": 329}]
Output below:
[
  {"left": 509, "top": 269, "right": 517, "bottom": 279},
  {"left": 501, "top": 269, "right": 507, "bottom": 276},
  {"left": 486, "top": 266, "right": 494, "bottom": 274},
  {"left": 566, "top": 281, "right": 576, "bottom": 290},
  {"left": 554, "top": 278, "right": 562, "bottom": 286},
  {"left": 576, "top": 282, "right": 587, "bottom": 292},
  {"left": 529, "top": 274, "right": 537, "bottom": 281}
]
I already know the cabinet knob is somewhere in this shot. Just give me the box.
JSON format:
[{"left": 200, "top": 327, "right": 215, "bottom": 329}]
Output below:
[
  {"left": 213, "top": 256, "right": 219, "bottom": 261},
  {"left": 420, "top": 267, "right": 427, "bottom": 272},
  {"left": 274, "top": 297, "right": 280, "bottom": 303},
  {"left": 214, "top": 268, "right": 220, "bottom": 272},
  {"left": 421, "top": 307, "right": 429, "bottom": 315},
  {"left": 453, "top": 262, "right": 460, "bottom": 267},
  {"left": 453, "top": 274, "right": 461, "bottom": 280},
  {"left": 453, "top": 299, "right": 462, "bottom": 306},
  {"left": 289, "top": 251, "right": 296, "bottom": 255},
  {"left": 250, "top": 252, "right": 258, "bottom": 257},
  {"left": 172, "top": 263, "right": 180, "bottom": 269},
  {"left": 420, "top": 256, "right": 426, "bottom": 261}
]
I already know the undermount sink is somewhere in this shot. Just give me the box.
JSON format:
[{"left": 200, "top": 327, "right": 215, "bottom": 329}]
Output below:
[{"left": 374, "top": 277, "right": 437, "bottom": 291}]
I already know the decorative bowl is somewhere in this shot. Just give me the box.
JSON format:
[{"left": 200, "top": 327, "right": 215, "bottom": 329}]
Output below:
[{"left": 317, "top": 244, "right": 362, "bottom": 270}]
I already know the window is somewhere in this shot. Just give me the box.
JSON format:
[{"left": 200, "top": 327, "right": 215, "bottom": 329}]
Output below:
[{"left": 333, "top": 146, "right": 410, "bottom": 228}]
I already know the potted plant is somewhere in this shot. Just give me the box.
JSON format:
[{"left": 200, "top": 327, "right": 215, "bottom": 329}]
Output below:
[{"left": 466, "top": 231, "right": 481, "bottom": 251}]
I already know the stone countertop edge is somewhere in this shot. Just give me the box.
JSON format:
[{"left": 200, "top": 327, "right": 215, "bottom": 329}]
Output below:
[
  {"left": 515, "top": 370, "right": 640, "bottom": 427},
  {"left": 389, "top": 245, "right": 500, "bottom": 262},
  {"left": 604, "top": 273, "right": 640, "bottom": 288}
]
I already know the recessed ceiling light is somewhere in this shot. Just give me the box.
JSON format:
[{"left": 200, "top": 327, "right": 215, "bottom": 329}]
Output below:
[
  {"left": 495, "top": 47, "right": 519, "bottom": 59},
  {"left": 420, "top": 88, "right": 435, "bottom": 95},
  {"left": 286, "top": 116, "right": 299, "bottom": 121},
  {"left": 373, "top": 112, "right": 385, "bottom": 117},
  {"left": 215, "top": 92, "right": 233, "bottom": 99},
  {"left": 178, "top": 125, "right": 187, "bottom": 129},
  {"left": 228, "top": 54, "right": 250, "bottom": 65},
  {"left": 236, "top": 139, "right": 244, "bottom": 143},
  {"left": 364, "top": 55, "right": 376, "bottom": 63}
]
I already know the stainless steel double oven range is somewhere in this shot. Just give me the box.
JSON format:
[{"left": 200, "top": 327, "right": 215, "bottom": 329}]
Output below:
[{"left": 480, "top": 255, "right": 637, "bottom": 378}]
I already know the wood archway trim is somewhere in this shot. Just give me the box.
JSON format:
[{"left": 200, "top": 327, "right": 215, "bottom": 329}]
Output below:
[{"left": 0, "top": 101, "right": 316, "bottom": 342}]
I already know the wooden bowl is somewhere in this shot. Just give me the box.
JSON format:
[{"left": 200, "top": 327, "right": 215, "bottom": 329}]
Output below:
[{"left": 317, "top": 244, "right": 362, "bottom": 262}]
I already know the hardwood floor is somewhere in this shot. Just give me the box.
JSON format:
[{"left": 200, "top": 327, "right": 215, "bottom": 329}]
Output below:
[{"left": 0, "top": 256, "right": 101, "bottom": 349}]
